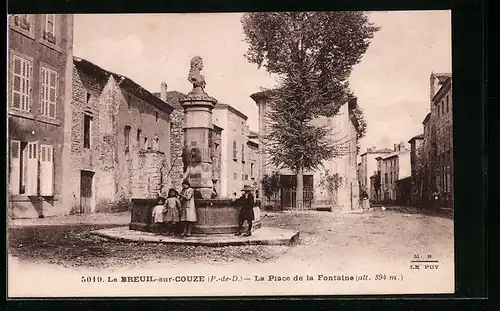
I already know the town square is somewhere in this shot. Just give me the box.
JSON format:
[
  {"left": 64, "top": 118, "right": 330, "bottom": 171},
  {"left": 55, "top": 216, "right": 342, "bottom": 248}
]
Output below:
[{"left": 7, "top": 12, "right": 454, "bottom": 296}]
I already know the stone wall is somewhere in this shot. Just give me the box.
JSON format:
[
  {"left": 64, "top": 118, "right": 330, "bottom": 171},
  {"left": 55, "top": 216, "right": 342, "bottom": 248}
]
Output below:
[
  {"left": 69, "top": 64, "right": 119, "bottom": 213},
  {"left": 212, "top": 127, "right": 222, "bottom": 192},
  {"left": 169, "top": 108, "right": 185, "bottom": 191},
  {"left": 132, "top": 150, "right": 166, "bottom": 198},
  {"left": 69, "top": 61, "right": 172, "bottom": 213}
]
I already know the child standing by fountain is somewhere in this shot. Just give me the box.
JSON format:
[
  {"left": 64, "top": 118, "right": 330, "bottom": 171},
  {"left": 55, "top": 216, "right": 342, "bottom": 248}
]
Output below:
[
  {"left": 164, "top": 188, "right": 181, "bottom": 236},
  {"left": 152, "top": 196, "right": 166, "bottom": 234},
  {"left": 179, "top": 181, "right": 196, "bottom": 237}
]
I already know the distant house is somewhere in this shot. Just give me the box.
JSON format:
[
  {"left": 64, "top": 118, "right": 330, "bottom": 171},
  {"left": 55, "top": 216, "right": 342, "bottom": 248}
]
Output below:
[
  {"left": 213, "top": 103, "right": 253, "bottom": 197},
  {"left": 68, "top": 57, "right": 175, "bottom": 214},
  {"left": 251, "top": 90, "right": 360, "bottom": 212},
  {"left": 408, "top": 134, "right": 425, "bottom": 205},
  {"left": 358, "top": 147, "right": 393, "bottom": 202},
  {"left": 376, "top": 142, "right": 411, "bottom": 204}
]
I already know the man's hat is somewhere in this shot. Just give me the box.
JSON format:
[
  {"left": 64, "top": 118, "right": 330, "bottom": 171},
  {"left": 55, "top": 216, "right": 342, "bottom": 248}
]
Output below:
[{"left": 241, "top": 185, "right": 254, "bottom": 191}]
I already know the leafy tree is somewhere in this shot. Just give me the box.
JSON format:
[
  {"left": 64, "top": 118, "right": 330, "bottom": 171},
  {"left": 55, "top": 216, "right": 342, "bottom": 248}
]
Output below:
[{"left": 242, "top": 12, "right": 379, "bottom": 208}]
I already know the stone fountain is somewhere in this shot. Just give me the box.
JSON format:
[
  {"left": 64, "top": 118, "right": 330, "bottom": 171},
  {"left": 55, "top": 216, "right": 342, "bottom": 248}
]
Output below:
[{"left": 129, "top": 56, "right": 260, "bottom": 234}]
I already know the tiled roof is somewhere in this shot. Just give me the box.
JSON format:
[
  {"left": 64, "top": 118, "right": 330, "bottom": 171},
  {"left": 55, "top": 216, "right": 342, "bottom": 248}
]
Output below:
[
  {"left": 152, "top": 91, "right": 187, "bottom": 110},
  {"left": 408, "top": 134, "right": 424, "bottom": 143},
  {"left": 74, "top": 56, "right": 174, "bottom": 113}
]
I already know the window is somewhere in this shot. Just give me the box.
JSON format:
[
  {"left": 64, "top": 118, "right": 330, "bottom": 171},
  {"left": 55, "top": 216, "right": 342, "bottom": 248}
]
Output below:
[
  {"left": 232, "top": 140, "right": 237, "bottom": 161},
  {"left": 11, "top": 55, "right": 32, "bottom": 112},
  {"left": 13, "top": 14, "right": 31, "bottom": 31},
  {"left": 43, "top": 14, "right": 56, "bottom": 43},
  {"left": 137, "top": 129, "right": 142, "bottom": 148},
  {"left": 233, "top": 173, "right": 237, "bottom": 179},
  {"left": 241, "top": 144, "right": 245, "bottom": 162},
  {"left": 86, "top": 92, "right": 91, "bottom": 103},
  {"left": 446, "top": 95, "right": 449, "bottom": 113},
  {"left": 144, "top": 137, "right": 149, "bottom": 149},
  {"left": 9, "top": 140, "right": 41, "bottom": 196},
  {"left": 83, "top": 115, "right": 92, "bottom": 149},
  {"left": 250, "top": 163, "right": 254, "bottom": 177},
  {"left": 155, "top": 111, "right": 159, "bottom": 123},
  {"left": 40, "top": 67, "right": 58, "bottom": 118},
  {"left": 124, "top": 126, "right": 131, "bottom": 153}
]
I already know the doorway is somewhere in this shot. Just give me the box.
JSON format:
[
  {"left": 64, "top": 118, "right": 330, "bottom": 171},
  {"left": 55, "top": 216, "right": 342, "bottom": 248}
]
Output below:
[{"left": 80, "top": 170, "right": 94, "bottom": 214}]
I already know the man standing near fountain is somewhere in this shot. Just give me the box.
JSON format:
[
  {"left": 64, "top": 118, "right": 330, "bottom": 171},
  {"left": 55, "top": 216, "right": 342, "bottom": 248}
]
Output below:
[{"left": 234, "top": 185, "right": 255, "bottom": 236}]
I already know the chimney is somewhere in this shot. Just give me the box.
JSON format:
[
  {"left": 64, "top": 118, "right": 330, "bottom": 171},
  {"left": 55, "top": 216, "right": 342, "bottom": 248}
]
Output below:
[
  {"left": 394, "top": 143, "right": 397, "bottom": 151},
  {"left": 372, "top": 146, "right": 376, "bottom": 151},
  {"left": 367, "top": 148, "right": 372, "bottom": 153},
  {"left": 160, "top": 82, "right": 168, "bottom": 102}
]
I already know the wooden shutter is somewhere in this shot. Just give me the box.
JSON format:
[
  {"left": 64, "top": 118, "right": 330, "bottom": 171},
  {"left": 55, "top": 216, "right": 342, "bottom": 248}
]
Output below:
[
  {"left": 49, "top": 71, "right": 57, "bottom": 118},
  {"left": 41, "top": 68, "right": 48, "bottom": 116},
  {"left": 25, "top": 60, "right": 32, "bottom": 112},
  {"left": 9, "top": 140, "right": 21, "bottom": 195},
  {"left": 12, "top": 57, "right": 21, "bottom": 109},
  {"left": 25, "top": 141, "right": 39, "bottom": 195},
  {"left": 40, "top": 144, "right": 54, "bottom": 196}
]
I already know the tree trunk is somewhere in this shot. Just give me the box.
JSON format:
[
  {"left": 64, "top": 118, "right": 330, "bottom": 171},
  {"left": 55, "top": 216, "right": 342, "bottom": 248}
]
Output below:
[{"left": 296, "top": 166, "right": 304, "bottom": 209}]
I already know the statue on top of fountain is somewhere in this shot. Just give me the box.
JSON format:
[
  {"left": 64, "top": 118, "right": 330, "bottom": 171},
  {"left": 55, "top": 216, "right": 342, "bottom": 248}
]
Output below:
[
  {"left": 188, "top": 56, "right": 206, "bottom": 91},
  {"left": 185, "top": 56, "right": 217, "bottom": 103}
]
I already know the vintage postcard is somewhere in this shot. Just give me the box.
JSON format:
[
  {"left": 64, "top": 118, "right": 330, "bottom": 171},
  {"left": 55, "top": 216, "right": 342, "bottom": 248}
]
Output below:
[{"left": 7, "top": 11, "right": 453, "bottom": 297}]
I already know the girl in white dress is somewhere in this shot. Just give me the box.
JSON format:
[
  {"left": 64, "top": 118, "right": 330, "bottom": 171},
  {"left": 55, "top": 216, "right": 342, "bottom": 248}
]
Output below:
[{"left": 179, "top": 181, "right": 196, "bottom": 237}]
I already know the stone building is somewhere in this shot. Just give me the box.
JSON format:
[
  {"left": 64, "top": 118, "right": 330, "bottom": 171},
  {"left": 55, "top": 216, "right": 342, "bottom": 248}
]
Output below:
[
  {"left": 247, "top": 130, "right": 260, "bottom": 198},
  {"left": 213, "top": 103, "right": 251, "bottom": 197},
  {"left": 376, "top": 142, "right": 411, "bottom": 204},
  {"left": 408, "top": 133, "right": 425, "bottom": 205},
  {"left": 358, "top": 146, "right": 393, "bottom": 202},
  {"left": 8, "top": 14, "right": 74, "bottom": 218},
  {"left": 250, "top": 90, "right": 360, "bottom": 212},
  {"left": 432, "top": 74, "right": 453, "bottom": 208},
  {"left": 67, "top": 57, "right": 174, "bottom": 214},
  {"left": 421, "top": 112, "right": 433, "bottom": 203},
  {"left": 421, "top": 72, "right": 453, "bottom": 209}
]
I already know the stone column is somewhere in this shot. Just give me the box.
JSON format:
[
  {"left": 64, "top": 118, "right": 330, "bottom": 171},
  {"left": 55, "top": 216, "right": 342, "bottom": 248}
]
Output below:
[{"left": 180, "top": 88, "right": 217, "bottom": 199}]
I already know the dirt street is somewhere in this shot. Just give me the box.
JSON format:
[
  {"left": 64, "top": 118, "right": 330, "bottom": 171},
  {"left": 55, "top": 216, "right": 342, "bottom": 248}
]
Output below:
[{"left": 8, "top": 208, "right": 453, "bottom": 270}]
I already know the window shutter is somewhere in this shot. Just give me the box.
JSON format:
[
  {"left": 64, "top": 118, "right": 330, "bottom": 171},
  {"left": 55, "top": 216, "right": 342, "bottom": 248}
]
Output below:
[
  {"left": 26, "top": 141, "right": 39, "bottom": 195},
  {"left": 9, "top": 140, "right": 21, "bottom": 195},
  {"left": 40, "top": 144, "right": 54, "bottom": 196},
  {"left": 28, "top": 61, "right": 32, "bottom": 111},
  {"left": 49, "top": 72, "right": 57, "bottom": 118}
]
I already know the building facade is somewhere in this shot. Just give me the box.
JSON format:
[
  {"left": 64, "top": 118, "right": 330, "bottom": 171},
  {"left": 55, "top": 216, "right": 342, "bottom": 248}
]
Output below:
[
  {"left": 408, "top": 134, "right": 424, "bottom": 205},
  {"left": 420, "top": 73, "right": 453, "bottom": 209},
  {"left": 376, "top": 142, "right": 411, "bottom": 204},
  {"left": 432, "top": 76, "right": 453, "bottom": 208},
  {"left": 213, "top": 103, "right": 251, "bottom": 197},
  {"left": 8, "top": 14, "right": 74, "bottom": 218},
  {"left": 358, "top": 147, "right": 393, "bottom": 202},
  {"left": 251, "top": 90, "right": 360, "bottom": 212},
  {"left": 67, "top": 57, "right": 174, "bottom": 214}
]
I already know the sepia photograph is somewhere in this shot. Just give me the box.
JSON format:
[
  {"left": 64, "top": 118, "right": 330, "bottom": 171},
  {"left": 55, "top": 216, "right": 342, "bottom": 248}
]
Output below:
[{"left": 7, "top": 11, "right": 454, "bottom": 297}]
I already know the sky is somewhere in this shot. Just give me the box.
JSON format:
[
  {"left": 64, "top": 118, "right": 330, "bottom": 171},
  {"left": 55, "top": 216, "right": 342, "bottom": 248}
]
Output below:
[{"left": 73, "top": 11, "right": 451, "bottom": 152}]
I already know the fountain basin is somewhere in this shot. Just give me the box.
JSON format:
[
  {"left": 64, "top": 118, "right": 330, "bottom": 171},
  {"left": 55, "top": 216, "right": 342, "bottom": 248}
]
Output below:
[{"left": 129, "top": 198, "right": 261, "bottom": 234}]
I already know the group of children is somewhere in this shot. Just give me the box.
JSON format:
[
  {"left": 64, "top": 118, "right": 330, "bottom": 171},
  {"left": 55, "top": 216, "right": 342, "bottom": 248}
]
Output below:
[
  {"left": 152, "top": 182, "right": 257, "bottom": 237},
  {"left": 152, "top": 181, "right": 197, "bottom": 237}
]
